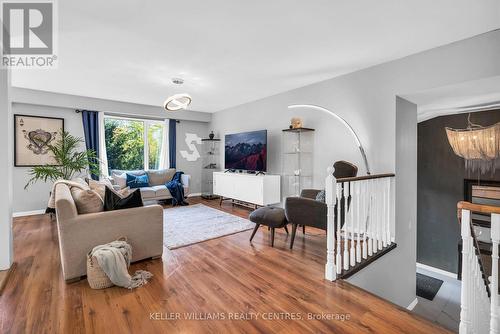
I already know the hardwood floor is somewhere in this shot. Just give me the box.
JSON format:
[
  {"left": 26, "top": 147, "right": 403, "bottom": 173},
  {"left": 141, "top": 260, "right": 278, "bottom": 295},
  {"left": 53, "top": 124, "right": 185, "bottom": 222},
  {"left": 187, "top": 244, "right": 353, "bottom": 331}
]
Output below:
[{"left": 0, "top": 197, "right": 450, "bottom": 334}]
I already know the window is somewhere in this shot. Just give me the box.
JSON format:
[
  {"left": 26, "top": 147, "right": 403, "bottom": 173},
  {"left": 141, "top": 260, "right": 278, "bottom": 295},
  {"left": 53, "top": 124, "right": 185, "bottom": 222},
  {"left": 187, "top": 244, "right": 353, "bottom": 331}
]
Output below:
[{"left": 104, "top": 116, "right": 165, "bottom": 172}]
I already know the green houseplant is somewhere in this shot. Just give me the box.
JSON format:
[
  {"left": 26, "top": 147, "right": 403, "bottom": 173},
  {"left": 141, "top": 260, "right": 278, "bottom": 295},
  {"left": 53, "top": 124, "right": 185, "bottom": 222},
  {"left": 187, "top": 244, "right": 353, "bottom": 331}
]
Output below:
[{"left": 24, "top": 131, "right": 100, "bottom": 189}]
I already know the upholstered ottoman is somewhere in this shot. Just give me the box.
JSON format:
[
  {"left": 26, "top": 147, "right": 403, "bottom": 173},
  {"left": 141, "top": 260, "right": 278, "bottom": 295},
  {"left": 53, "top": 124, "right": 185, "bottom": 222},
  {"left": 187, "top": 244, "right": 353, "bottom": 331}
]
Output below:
[{"left": 249, "top": 206, "right": 289, "bottom": 247}]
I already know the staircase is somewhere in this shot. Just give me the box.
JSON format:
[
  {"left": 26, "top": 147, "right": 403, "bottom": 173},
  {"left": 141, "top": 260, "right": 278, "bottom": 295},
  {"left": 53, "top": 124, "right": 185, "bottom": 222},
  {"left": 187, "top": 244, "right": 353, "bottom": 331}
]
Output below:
[
  {"left": 458, "top": 201, "right": 500, "bottom": 334},
  {"left": 324, "top": 170, "right": 397, "bottom": 281}
]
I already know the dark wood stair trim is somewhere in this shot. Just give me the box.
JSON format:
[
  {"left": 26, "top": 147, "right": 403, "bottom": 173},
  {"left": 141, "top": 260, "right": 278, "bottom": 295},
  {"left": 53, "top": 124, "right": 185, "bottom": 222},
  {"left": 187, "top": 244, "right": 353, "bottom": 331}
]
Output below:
[{"left": 339, "top": 243, "right": 397, "bottom": 279}]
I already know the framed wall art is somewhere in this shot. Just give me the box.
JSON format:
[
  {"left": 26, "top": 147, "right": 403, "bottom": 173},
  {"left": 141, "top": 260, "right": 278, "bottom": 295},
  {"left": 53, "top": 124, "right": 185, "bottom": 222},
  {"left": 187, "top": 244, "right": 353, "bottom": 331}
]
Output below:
[{"left": 14, "top": 114, "right": 64, "bottom": 167}]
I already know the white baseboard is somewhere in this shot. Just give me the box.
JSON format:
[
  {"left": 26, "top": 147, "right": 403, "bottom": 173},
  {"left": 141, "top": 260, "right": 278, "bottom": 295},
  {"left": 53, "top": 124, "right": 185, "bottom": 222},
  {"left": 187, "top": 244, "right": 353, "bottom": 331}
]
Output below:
[
  {"left": 417, "top": 262, "right": 458, "bottom": 280},
  {"left": 187, "top": 193, "right": 202, "bottom": 197},
  {"left": 12, "top": 209, "right": 46, "bottom": 218},
  {"left": 407, "top": 298, "right": 418, "bottom": 311}
]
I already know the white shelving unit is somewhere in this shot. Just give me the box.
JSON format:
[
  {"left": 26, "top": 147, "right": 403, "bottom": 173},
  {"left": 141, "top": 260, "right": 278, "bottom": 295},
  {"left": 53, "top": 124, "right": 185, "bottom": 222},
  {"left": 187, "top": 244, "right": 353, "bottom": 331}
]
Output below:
[
  {"left": 282, "top": 127, "right": 315, "bottom": 202},
  {"left": 201, "top": 138, "right": 221, "bottom": 199}
]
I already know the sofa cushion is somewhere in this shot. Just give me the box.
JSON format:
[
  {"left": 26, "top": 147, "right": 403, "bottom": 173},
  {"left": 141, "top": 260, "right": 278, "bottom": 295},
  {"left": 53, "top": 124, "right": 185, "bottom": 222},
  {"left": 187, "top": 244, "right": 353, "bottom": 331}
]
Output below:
[
  {"left": 70, "top": 187, "right": 104, "bottom": 214},
  {"left": 86, "top": 178, "right": 113, "bottom": 199},
  {"left": 151, "top": 185, "right": 171, "bottom": 198},
  {"left": 111, "top": 169, "right": 145, "bottom": 177},
  {"left": 103, "top": 186, "right": 143, "bottom": 211},
  {"left": 113, "top": 173, "right": 127, "bottom": 189},
  {"left": 126, "top": 173, "right": 150, "bottom": 188},
  {"left": 147, "top": 169, "right": 176, "bottom": 186},
  {"left": 139, "top": 187, "right": 156, "bottom": 199}
]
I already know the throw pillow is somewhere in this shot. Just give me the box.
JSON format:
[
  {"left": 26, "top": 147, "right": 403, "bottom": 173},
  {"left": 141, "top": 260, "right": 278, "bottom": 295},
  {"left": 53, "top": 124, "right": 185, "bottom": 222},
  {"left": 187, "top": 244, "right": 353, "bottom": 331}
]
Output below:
[
  {"left": 126, "top": 173, "right": 150, "bottom": 188},
  {"left": 104, "top": 186, "right": 143, "bottom": 211},
  {"left": 315, "top": 190, "right": 326, "bottom": 203},
  {"left": 113, "top": 173, "right": 128, "bottom": 189},
  {"left": 70, "top": 187, "right": 104, "bottom": 214},
  {"left": 86, "top": 178, "right": 113, "bottom": 199}
]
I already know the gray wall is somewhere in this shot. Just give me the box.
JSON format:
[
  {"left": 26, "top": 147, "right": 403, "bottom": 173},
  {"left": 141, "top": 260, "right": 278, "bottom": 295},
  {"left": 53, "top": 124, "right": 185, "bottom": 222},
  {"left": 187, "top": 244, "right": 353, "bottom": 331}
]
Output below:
[
  {"left": 417, "top": 109, "right": 500, "bottom": 273},
  {"left": 210, "top": 30, "right": 500, "bottom": 307},
  {"left": 12, "top": 103, "right": 85, "bottom": 213},
  {"left": 176, "top": 120, "right": 209, "bottom": 195},
  {"left": 11, "top": 91, "right": 209, "bottom": 213}
]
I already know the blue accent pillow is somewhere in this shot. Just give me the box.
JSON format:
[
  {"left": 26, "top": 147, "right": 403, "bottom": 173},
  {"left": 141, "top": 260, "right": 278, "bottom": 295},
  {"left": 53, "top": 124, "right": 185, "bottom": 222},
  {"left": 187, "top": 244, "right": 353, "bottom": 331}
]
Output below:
[{"left": 126, "top": 173, "right": 150, "bottom": 188}]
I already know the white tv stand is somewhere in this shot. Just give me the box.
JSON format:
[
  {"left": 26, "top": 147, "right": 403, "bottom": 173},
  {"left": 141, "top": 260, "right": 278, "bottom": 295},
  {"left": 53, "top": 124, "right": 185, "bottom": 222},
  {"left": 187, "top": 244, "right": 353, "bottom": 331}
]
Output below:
[{"left": 213, "top": 172, "right": 281, "bottom": 206}]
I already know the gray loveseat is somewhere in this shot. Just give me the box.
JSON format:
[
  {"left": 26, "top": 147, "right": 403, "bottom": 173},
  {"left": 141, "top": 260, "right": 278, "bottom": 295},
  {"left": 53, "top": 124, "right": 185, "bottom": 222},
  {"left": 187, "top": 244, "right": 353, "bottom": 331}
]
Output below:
[{"left": 109, "top": 168, "right": 190, "bottom": 202}]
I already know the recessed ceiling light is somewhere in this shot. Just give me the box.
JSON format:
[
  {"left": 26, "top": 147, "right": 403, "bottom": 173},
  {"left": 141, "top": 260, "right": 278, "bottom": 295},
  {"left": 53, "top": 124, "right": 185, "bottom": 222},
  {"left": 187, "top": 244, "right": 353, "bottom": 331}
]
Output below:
[{"left": 164, "top": 93, "right": 192, "bottom": 111}]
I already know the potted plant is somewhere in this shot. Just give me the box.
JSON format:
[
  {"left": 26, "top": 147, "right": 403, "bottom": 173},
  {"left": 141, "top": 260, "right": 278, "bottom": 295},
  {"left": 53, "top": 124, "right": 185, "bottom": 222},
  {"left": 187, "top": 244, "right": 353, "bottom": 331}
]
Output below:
[{"left": 24, "top": 131, "right": 100, "bottom": 189}]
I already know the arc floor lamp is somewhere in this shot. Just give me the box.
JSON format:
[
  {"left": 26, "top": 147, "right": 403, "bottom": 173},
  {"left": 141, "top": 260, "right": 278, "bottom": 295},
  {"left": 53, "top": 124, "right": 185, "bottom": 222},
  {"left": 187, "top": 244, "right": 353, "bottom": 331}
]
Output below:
[{"left": 288, "top": 104, "right": 371, "bottom": 175}]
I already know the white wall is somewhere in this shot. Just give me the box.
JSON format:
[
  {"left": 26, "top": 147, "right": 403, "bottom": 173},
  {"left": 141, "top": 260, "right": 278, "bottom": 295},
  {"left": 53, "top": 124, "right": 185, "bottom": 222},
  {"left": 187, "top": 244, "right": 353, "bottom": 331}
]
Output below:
[
  {"left": 0, "top": 69, "right": 13, "bottom": 270},
  {"left": 210, "top": 30, "right": 500, "bottom": 307},
  {"left": 11, "top": 91, "right": 209, "bottom": 214}
]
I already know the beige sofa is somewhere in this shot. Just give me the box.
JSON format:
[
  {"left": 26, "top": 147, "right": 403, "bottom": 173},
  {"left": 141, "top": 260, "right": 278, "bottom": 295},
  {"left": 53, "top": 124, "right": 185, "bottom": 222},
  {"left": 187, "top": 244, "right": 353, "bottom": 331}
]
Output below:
[
  {"left": 109, "top": 168, "right": 190, "bottom": 201},
  {"left": 54, "top": 183, "right": 164, "bottom": 282}
]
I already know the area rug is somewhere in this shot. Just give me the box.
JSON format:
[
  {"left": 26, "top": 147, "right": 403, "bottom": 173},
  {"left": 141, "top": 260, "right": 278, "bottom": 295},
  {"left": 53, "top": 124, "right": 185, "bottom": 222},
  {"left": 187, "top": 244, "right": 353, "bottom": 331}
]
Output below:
[
  {"left": 416, "top": 273, "right": 444, "bottom": 301},
  {"left": 163, "top": 204, "right": 255, "bottom": 249}
]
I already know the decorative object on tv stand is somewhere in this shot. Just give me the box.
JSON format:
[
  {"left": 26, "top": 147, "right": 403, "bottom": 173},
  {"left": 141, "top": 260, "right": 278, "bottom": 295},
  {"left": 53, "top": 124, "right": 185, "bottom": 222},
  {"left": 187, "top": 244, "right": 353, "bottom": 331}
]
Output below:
[
  {"left": 24, "top": 131, "right": 100, "bottom": 189},
  {"left": 14, "top": 114, "right": 64, "bottom": 166},
  {"left": 224, "top": 130, "right": 267, "bottom": 174},
  {"left": 163, "top": 78, "right": 192, "bottom": 111},
  {"left": 282, "top": 126, "right": 314, "bottom": 201},
  {"left": 201, "top": 136, "right": 221, "bottom": 200},
  {"left": 446, "top": 113, "right": 500, "bottom": 173},
  {"left": 288, "top": 104, "right": 371, "bottom": 175},
  {"left": 209, "top": 131, "right": 215, "bottom": 140},
  {"left": 290, "top": 117, "right": 303, "bottom": 129}
]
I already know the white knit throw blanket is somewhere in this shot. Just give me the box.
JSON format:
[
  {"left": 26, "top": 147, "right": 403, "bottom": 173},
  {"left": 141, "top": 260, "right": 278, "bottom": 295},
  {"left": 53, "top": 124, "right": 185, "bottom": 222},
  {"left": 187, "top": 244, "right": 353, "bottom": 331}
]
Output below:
[{"left": 89, "top": 240, "right": 153, "bottom": 289}]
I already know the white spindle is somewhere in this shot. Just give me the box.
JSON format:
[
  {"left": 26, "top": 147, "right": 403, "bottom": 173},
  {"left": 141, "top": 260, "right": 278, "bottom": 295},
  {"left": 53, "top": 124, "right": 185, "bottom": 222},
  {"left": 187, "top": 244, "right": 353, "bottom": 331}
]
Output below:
[
  {"left": 350, "top": 182, "right": 356, "bottom": 267},
  {"left": 362, "top": 180, "right": 368, "bottom": 259},
  {"left": 385, "top": 178, "right": 391, "bottom": 245},
  {"left": 343, "top": 184, "right": 349, "bottom": 270},
  {"left": 356, "top": 181, "right": 361, "bottom": 263},
  {"left": 376, "top": 179, "right": 383, "bottom": 251},
  {"left": 367, "top": 179, "right": 373, "bottom": 257},
  {"left": 336, "top": 183, "right": 342, "bottom": 275},
  {"left": 490, "top": 213, "right": 500, "bottom": 334}
]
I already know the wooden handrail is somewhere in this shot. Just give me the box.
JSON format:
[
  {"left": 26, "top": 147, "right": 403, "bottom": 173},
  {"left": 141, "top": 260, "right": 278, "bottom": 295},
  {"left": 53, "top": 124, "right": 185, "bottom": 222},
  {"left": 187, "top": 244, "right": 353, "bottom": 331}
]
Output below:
[
  {"left": 336, "top": 173, "right": 395, "bottom": 183},
  {"left": 457, "top": 201, "right": 500, "bottom": 216}
]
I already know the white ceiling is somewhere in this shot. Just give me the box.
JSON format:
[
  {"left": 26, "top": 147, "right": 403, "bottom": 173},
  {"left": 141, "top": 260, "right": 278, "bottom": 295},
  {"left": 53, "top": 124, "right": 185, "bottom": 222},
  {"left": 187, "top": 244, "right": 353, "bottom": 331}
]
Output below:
[
  {"left": 11, "top": 0, "right": 500, "bottom": 113},
  {"left": 402, "top": 76, "right": 500, "bottom": 122}
]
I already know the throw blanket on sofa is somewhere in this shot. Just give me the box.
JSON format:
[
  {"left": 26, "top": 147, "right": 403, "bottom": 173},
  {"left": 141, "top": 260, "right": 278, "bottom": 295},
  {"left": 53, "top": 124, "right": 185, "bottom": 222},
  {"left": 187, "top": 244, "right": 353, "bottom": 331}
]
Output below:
[
  {"left": 89, "top": 240, "right": 153, "bottom": 289},
  {"left": 166, "top": 171, "right": 188, "bottom": 206}
]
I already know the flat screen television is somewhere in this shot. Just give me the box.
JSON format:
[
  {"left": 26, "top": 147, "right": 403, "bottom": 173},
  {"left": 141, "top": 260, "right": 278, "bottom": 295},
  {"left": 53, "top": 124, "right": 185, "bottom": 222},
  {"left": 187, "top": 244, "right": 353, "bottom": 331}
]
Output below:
[{"left": 225, "top": 130, "right": 267, "bottom": 172}]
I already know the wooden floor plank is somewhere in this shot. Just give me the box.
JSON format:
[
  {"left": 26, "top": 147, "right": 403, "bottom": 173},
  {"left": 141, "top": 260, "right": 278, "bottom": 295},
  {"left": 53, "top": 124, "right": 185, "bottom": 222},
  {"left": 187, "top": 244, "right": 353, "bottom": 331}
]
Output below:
[{"left": 0, "top": 197, "right": 451, "bottom": 333}]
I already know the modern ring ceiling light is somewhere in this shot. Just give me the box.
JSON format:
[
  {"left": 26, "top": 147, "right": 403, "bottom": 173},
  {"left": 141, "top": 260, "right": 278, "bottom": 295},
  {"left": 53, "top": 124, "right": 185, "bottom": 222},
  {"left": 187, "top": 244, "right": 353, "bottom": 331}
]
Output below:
[
  {"left": 164, "top": 78, "right": 192, "bottom": 111},
  {"left": 446, "top": 113, "right": 500, "bottom": 173},
  {"left": 164, "top": 93, "right": 192, "bottom": 111}
]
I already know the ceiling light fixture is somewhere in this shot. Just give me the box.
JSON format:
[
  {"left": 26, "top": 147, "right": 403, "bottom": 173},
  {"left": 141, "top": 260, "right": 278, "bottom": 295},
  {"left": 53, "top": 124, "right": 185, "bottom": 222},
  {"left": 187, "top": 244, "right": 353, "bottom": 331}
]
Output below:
[{"left": 164, "top": 78, "right": 192, "bottom": 111}]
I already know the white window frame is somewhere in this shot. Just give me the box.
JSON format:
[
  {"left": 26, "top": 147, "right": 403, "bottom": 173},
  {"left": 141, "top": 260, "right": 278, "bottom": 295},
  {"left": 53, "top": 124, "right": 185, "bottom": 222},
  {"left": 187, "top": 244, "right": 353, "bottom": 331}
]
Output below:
[{"left": 103, "top": 115, "right": 165, "bottom": 171}]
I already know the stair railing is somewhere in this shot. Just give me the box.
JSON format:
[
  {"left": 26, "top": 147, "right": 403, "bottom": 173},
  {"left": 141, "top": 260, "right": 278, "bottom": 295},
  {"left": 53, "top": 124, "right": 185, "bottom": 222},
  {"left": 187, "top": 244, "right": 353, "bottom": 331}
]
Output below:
[
  {"left": 458, "top": 201, "right": 500, "bottom": 334},
  {"left": 325, "top": 169, "right": 395, "bottom": 281}
]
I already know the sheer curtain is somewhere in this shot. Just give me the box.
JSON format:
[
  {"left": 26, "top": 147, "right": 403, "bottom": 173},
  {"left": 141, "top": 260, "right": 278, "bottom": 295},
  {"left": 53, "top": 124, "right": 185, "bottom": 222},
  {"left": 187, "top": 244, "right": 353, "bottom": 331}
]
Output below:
[
  {"left": 98, "top": 112, "right": 109, "bottom": 178},
  {"left": 159, "top": 119, "right": 170, "bottom": 169}
]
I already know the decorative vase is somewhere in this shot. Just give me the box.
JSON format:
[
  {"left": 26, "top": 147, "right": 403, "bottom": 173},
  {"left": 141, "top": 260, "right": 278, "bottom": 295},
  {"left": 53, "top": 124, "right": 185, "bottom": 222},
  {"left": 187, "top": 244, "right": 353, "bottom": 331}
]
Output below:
[{"left": 209, "top": 131, "right": 215, "bottom": 140}]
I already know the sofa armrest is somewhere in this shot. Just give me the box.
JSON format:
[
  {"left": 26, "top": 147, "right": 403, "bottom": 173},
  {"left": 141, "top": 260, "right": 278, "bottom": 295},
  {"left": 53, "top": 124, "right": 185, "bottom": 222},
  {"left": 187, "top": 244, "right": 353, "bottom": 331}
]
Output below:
[
  {"left": 57, "top": 205, "right": 164, "bottom": 280},
  {"left": 284, "top": 197, "right": 327, "bottom": 230},
  {"left": 181, "top": 174, "right": 190, "bottom": 188}
]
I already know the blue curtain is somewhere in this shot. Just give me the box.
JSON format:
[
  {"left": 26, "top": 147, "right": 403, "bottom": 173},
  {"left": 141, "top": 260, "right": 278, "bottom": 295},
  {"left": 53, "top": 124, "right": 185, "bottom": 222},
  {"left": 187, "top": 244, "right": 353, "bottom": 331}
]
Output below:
[
  {"left": 169, "top": 119, "right": 176, "bottom": 169},
  {"left": 81, "top": 110, "right": 100, "bottom": 180}
]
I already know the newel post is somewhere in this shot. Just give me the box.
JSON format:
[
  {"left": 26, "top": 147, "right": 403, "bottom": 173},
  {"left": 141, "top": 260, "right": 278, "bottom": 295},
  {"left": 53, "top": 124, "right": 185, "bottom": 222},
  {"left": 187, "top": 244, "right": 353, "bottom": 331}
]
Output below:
[
  {"left": 325, "top": 167, "right": 337, "bottom": 281},
  {"left": 459, "top": 209, "right": 471, "bottom": 334}
]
